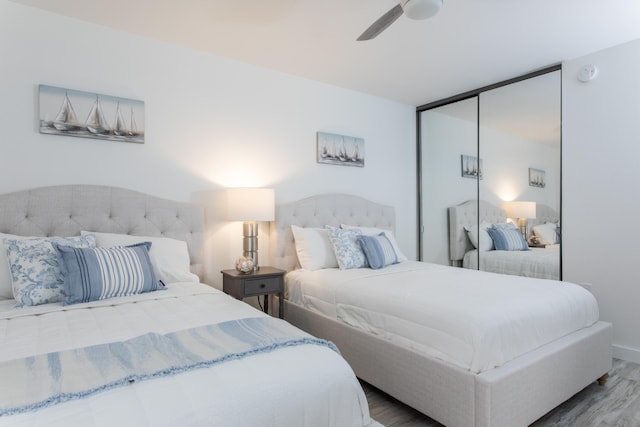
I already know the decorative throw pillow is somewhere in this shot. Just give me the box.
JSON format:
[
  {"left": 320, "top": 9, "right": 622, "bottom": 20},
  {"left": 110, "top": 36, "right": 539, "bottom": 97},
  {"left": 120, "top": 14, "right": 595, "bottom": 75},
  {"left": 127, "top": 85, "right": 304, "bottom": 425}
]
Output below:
[
  {"left": 340, "top": 224, "right": 408, "bottom": 262},
  {"left": 3, "top": 235, "right": 96, "bottom": 307},
  {"left": 81, "top": 231, "right": 199, "bottom": 284},
  {"left": 486, "top": 225, "right": 528, "bottom": 251},
  {"left": 325, "top": 226, "right": 368, "bottom": 270},
  {"left": 55, "top": 242, "right": 164, "bottom": 305},
  {"left": 290, "top": 225, "right": 339, "bottom": 270},
  {"left": 357, "top": 233, "right": 398, "bottom": 269},
  {"left": 463, "top": 222, "right": 495, "bottom": 251}
]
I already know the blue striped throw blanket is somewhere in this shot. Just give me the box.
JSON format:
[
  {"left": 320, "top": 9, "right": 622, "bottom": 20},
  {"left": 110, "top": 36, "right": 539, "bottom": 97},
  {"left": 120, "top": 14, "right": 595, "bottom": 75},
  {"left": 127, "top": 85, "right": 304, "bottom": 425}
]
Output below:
[{"left": 0, "top": 317, "right": 338, "bottom": 416}]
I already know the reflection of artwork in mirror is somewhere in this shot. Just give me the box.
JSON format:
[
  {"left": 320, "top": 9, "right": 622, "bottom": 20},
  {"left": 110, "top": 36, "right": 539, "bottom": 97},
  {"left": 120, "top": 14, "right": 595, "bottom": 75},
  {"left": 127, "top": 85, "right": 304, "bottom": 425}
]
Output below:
[
  {"left": 529, "top": 168, "right": 546, "bottom": 188},
  {"left": 461, "top": 154, "right": 483, "bottom": 179},
  {"left": 317, "top": 131, "right": 365, "bottom": 167}
]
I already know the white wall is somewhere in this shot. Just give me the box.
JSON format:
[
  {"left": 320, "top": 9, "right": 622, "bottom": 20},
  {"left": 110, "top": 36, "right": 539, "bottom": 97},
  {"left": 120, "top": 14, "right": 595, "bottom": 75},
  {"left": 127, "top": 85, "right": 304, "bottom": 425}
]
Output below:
[
  {"left": 563, "top": 39, "right": 640, "bottom": 362},
  {"left": 0, "top": 1, "right": 416, "bottom": 287}
]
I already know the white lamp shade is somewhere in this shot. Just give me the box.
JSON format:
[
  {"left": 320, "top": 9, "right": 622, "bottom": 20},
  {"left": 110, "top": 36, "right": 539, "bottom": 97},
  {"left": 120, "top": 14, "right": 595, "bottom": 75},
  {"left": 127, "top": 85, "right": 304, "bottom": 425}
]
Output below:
[
  {"left": 505, "top": 201, "right": 536, "bottom": 219},
  {"left": 226, "top": 188, "right": 275, "bottom": 222},
  {"left": 401, "top": 0, "right": 443, "bottom": 20}
]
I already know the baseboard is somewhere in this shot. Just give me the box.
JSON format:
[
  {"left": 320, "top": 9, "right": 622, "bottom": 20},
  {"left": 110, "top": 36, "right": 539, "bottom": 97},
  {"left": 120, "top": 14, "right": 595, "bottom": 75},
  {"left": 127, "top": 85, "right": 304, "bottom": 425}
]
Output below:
[{"left": 613, "top": 344, "right": 640, "bottom": 364}]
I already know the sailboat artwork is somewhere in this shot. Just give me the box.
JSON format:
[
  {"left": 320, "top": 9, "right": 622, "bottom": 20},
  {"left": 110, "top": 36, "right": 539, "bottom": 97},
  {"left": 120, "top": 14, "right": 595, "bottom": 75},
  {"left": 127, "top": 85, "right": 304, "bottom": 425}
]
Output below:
[
  {"left": 529, "top": 168, "right": 546, "bottom": 188},
  {"left": 316, "top": 131, "right": 365, "bottom": 167},
  {"left": 39, "top": 85, "right": 145, "bottom": 144},
  {"left": 461, "top": 154, "right": 483, "bottom": 179}
]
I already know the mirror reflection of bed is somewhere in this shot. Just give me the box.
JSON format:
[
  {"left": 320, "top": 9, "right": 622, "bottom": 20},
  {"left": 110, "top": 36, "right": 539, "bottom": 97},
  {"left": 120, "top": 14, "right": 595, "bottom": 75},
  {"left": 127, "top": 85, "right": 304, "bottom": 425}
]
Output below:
[
  {"left": 449, "top": 199, "right": 560, "bottom": 280},
  {"left": 419, "top": 69, "right": 562, "bottom": 280}
]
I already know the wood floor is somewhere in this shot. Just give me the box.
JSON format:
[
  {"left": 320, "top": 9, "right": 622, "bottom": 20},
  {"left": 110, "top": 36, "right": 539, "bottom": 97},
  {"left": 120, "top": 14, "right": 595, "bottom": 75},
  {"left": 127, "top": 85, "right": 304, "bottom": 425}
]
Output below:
[{"left": 363, "top": 358, "right": 640, "bottom": 426}]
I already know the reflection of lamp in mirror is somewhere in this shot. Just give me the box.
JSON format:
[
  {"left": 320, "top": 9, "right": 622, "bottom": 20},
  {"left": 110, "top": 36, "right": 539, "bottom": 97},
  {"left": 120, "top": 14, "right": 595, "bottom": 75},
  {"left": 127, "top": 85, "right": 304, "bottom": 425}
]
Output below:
[
  {"left": 505, "top": 201, "right": 536, "bottom": 238},
  {"left": 226, "top": 188, "right": 275, "bottom": 271}
]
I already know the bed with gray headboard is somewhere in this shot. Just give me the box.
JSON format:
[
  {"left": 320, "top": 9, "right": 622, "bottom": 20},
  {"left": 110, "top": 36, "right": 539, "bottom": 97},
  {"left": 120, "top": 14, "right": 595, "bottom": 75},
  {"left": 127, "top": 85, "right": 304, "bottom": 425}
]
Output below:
[
  {"left": 0, "top": 185, "right": 373, "bottom": 427},
  {"left": 271, "top": 193, "right": 610, "bottom": 427},
  {"left": 449, "top": 199, "right": 561, "bottom": 279}
]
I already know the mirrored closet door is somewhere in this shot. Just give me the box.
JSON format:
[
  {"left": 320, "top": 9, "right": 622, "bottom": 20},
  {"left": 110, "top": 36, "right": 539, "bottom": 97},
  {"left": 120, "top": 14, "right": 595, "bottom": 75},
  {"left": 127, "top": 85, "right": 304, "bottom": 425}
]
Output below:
[{"left": 418, "top": 67, "right": 562, "bottom": 280}]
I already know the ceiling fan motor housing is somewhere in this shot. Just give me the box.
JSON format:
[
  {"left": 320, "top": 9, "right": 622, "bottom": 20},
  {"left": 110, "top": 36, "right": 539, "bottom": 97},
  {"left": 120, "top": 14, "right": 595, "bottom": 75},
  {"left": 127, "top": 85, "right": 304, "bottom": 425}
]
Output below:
[{"left": 401, "top": 0, "right": 443, "bottom": 20}]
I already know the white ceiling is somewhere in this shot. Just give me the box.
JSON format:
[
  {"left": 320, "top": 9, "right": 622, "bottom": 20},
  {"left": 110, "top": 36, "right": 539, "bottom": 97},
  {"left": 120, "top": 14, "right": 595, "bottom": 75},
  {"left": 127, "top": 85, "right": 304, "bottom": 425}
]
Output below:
[{"left": 11, "top": 0, "right": 640, "bottom": 106}]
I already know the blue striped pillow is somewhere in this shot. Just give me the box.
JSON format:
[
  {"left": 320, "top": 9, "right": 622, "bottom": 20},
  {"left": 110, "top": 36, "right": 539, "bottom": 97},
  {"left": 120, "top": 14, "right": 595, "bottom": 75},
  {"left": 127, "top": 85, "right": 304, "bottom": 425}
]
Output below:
[
  {"left": 54, "top": 242, "right": 165, "bottom": 305},
  {"left": 486, "top": 226, "right": 529, "bottom": 251},
  {"left": 357, "top": 232, "right": 398, "bottom": 269}
]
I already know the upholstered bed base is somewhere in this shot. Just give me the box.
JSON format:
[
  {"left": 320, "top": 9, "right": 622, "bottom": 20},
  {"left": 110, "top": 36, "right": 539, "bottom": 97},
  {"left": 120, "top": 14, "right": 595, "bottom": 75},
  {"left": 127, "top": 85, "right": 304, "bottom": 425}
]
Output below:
[{"left": 285, "top": 300, "right": 612, "bottom": 427}]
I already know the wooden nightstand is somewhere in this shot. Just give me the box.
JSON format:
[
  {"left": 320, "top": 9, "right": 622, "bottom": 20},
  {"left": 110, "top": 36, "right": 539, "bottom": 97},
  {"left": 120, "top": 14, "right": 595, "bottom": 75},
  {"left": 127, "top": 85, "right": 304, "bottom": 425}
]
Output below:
[{"left": 221, "top": 266, "right": 285, "bottom": 318}]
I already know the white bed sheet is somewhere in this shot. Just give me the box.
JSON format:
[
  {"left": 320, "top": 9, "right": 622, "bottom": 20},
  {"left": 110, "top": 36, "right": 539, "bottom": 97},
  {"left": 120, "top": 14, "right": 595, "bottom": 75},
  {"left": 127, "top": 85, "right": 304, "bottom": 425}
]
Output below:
[
  {"left": 0, "top": 283, "right": 371, "bottom": 427},
  {"left": 463, "top": 247, "right": 560, "bottom": 279},
  {"left": 286, "top": 261, "right": 599, "bottom": 373}
]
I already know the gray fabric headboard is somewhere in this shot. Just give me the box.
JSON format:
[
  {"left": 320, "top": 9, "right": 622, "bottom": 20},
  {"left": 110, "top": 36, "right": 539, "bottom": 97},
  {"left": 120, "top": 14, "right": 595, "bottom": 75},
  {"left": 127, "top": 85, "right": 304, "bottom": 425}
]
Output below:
[
  {"left": 269, "top": 194, "right": 396, "bottom": 272},
  {"left": 448, "top": 199, "right": 559, "bottom": 263},
  {"left": 0, "top": 185, "right": 204, "bottom": 279},
  {"left": 448, "top": 200, "right": 505, "bottom": 263}
]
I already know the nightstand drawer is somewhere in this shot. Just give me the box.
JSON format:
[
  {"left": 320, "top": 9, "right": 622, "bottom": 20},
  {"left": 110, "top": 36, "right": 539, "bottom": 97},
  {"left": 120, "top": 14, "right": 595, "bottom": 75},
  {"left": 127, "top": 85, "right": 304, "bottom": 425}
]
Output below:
[{"left": 243, "top": 277, "right": 281, "bottom": 296}]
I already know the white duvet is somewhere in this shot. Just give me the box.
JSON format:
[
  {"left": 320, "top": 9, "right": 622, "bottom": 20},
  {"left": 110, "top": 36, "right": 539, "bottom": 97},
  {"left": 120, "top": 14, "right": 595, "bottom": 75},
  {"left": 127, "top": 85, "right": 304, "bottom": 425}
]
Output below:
[
  {"left": 0, "top": 283, "right": 371, "bottom": 427},
  {"left": 286, "top": 261, "right": 599, "bottom": 373}
]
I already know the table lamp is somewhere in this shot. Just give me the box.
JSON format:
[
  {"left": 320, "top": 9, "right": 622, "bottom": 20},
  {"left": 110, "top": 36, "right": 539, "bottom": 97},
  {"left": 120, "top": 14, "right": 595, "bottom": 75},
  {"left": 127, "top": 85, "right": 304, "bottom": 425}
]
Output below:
[
  {"left": 226, "top": 188, "right": 275, "bottom": 271},
  {"left": 505, "top": 201, "right": 537, "bottom": 238}
]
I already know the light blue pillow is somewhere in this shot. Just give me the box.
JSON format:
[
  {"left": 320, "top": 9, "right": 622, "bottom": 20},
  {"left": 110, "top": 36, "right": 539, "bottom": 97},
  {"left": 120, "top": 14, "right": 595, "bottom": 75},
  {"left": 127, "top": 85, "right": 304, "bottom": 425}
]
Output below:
[
  {"left": 3, "top": 235, "right": 96, "bottom": 307},
  {"left": 325, "top": 226, "right": 368, "bottom": 270},
  {"left": 487, "top": 225, "right": 529, "bottom": 251},
  {"left": 357, "top": 232, "right": 398, "bottom": 269},
  {"left": 55, "top": 242, "right": 165, "bottom": 306}
]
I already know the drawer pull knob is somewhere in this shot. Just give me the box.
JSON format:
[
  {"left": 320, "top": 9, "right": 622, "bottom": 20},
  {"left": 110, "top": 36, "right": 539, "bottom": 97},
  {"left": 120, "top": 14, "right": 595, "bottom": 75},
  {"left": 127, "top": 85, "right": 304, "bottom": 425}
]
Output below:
[{"left": 260, "top": 283, "right": 266, "bottom": 288}]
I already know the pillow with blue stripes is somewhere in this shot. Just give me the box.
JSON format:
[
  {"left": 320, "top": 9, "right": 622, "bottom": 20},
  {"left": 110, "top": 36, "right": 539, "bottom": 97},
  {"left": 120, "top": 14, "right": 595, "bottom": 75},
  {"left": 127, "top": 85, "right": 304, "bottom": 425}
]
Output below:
[
  {"left": 54, "top": 242, "right": 165, "bottom": 305},
  {"left": 486, "top": 224, "right": 529, "bottom": 251},
  {"left": 357, "top": 232, "right": 399, "bottom": 269}
]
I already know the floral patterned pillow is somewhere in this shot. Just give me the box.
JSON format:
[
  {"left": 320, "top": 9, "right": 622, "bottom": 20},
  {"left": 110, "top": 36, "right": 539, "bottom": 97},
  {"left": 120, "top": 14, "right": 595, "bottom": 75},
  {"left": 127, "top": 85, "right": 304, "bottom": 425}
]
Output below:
[
  {"left": 325, "top": 226, "right": 368, "bottom": 270},
  {"left": 3, "top": 235, "right": 96, "bottom": 307}
]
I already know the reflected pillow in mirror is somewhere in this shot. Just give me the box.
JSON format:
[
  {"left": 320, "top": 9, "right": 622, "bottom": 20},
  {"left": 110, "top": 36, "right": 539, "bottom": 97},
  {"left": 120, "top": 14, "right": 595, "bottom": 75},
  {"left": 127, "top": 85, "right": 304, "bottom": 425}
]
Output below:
[
  {"left": 532, "top": 222, "right": 559, "bottom": 245},
  {"left": 487, "top": 225, "right": 528, "bottom": 251},
  {"left": 463, "top": 222, "right": 495, "bottom": 251}
]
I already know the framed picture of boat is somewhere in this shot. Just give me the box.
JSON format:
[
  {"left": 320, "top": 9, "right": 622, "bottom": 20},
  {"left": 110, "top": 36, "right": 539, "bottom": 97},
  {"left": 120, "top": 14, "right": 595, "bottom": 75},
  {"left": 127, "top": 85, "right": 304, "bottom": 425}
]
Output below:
[
  {"left": 461, "top": 154, "right": 482, "bottom": 179},
  {"left": 529, "top": 168, "right": 546, "bottom": 188},
  {"left": 317, "top": 131, "right": 364, "bottom": 167},
  {"left": 38, "top": 84, "right": 145, "bottom": 144}
]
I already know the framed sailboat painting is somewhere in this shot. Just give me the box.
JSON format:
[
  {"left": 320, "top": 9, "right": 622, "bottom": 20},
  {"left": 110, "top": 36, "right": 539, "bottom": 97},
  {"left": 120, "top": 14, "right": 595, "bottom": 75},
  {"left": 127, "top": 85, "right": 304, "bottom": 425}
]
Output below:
[
  {"left": 38, "top": 85, "right": 145, "bottom": 144},
  {"left": 317, "top": 131, "right": 365, "bottom": 167}
]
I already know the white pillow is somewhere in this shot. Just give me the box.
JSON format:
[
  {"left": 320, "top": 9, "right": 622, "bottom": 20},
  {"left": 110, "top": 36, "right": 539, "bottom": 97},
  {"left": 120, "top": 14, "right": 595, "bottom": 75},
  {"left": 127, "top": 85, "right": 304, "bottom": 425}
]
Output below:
[
  {"left": 463, "top": 222, "right": 495, "bottom": 251},
  {"left": 532, "top": 222, "right": 559, "bottom": 245},
  {"left": 81, "top": 231, "right": 199, "bottom": 284},
  {"left": 291, "top": 225, "right": 338, "bottom": 270},
  {"left": 0, "top": 233, "right": 28, "bottom": 299},
  {"left": 340, "top": 224, "right": 408, "bottom": 262}
]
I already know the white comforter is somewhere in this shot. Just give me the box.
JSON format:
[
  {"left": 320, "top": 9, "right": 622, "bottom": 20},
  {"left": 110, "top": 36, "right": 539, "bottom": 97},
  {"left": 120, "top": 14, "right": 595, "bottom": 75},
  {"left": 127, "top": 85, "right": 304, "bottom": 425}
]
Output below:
[
  {"left": 286, "top": 261, "right": 599, "bottom": 373},
  {"left": 0, "top": 283, "right": 371, "bottom": 427}
]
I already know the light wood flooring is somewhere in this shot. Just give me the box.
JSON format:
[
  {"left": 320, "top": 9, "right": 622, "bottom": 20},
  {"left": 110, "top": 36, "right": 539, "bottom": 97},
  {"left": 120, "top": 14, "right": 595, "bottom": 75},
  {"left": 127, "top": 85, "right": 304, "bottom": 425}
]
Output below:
[{"left": 364, "top": 358, "right": 640, "bottom": 426}]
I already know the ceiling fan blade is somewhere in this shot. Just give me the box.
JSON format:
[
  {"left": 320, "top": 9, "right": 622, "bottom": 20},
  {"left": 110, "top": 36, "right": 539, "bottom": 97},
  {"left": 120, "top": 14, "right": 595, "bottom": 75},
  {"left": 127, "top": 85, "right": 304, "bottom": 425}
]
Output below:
[{"left": 357, "top": 4, "right": 403, "bottom": 41}]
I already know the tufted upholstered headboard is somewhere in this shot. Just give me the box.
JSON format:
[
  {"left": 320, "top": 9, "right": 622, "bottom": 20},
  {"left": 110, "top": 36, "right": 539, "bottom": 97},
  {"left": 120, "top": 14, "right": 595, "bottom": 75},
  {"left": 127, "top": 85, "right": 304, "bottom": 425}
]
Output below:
[
  {"left": 0, "top": 185, "right": 204, "bottom": 279},
  {"left": 448, "top": 200, "right": 505, "bottom": 264},
  {"left": 448, "top": 199, "right": 559, "bottom": 264},
  {"left": 269, "top": 194, "right": 396, "bottom": 272}
]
